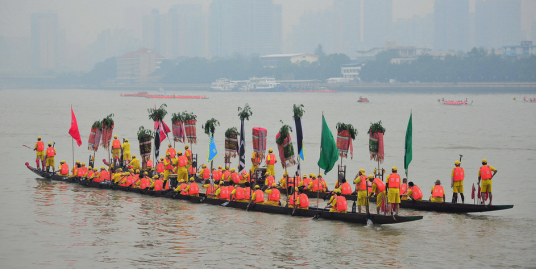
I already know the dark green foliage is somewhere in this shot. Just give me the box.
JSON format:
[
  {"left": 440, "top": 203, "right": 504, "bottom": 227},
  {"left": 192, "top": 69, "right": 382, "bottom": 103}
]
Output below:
[
  {"left": 148, "top": 104, "right": 167, "bottom": 122},
  {"left": 102, "top": 114, "right": 114, "bottom": 128},
  {"left": 202, "top": 118, "right": 220, "bottom": 136},
  {"left": 276, "top": 120, "right": 293, "bottom": 146},
  {"left": 368, "top": 121, "right": 385, "bottom": 134},
  {"left": 137, "top": 126, "right": 155, "bottom": 142},
  {"left": 172, "top": 111, "right": 197, "bottom": 122},
  {"left": 225, "top": 127, "right": 240, "bottom": 138},
  {"left": 336, "top": 123, "right": 357, "bottom": 140},
  {"left": 238, "top": 103, "right": 253, "bottom": 121},
  {"left": 91, "top": 121, "right": 102, "bottom": 130},
  {"left": 292, "top": 104, "right": 305, "bottom": 119}
]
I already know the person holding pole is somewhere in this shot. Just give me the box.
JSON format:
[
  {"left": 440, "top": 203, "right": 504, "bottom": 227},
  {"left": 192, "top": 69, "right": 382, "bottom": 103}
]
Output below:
[
  {"left": 368, "top": 175, "right": 387, "bottom": 215},
  {"left": 386, "top": 167, "right": 401, "bottom": 216},
  {"left": 45, "top": 142, "right": 56, "bottom": 173},
  {"left": 451, "top": 160, "right": 465, "bottom": 204},
  {"left": 34, "top": 137, "right": 46, "bottom": 171}
]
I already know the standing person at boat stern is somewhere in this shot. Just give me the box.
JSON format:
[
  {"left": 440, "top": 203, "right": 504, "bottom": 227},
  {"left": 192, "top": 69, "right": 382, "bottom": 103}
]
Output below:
[
  {"left": 34, "top": 137, "right": 45, "bottom": 171},
  {"left": 176, "top": 151, "right": 189, "bottom": 183},
  {"left": 265, "top": 149, "right": 277, "bottom": 176},
  {"left": 451, "top": 160, "right": 465, "bottom": 204},
  {"left": 111, "top": 135, "right": 121, "bottom": 165},
  {"left": 121, "top": 139, "right": 131, "bottom": 166},
  {"left": 386, "top": 167, "right": 401, "bottom": 215},
  {"left": 45, "top": 142, "right": 56, "bottom": 173},
  {"left": 478, "top": 159, "right": 497, "bottom": 205}
]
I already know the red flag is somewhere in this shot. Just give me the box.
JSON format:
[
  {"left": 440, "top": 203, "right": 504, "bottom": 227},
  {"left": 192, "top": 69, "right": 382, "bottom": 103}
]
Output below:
[
  {"left": 69, "top": 106, "right": 82, "bottom": 146},
  {"left": 157, "top": 121, "right": 168, "bottom": 144},
  {"left": 162, "top": 120, "right": 171, "bottom": 134},
  {"left": 471, "top": 184, "right": 475, "bottom": 200}
]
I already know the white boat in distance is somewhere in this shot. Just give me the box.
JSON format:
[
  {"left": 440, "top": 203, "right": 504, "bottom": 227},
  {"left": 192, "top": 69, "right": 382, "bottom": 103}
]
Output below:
[
  {"left": 211, "top": 77, "right": 284, "bottom": 92},
  {"left": 210, "top": 78, "right": 237, "bottom": 91}
]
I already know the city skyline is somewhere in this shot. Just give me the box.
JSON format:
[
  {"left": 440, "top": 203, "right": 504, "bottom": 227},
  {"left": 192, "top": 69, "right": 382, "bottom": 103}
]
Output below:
[{"left": 0, "top": 0, "right": 535, "bottom": 73}]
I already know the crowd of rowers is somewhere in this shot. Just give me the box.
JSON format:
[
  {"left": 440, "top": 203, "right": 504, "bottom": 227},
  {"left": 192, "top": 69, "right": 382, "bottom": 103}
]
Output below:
[{"left": 34, "top": 136, "right": 499, "bottom": 214}]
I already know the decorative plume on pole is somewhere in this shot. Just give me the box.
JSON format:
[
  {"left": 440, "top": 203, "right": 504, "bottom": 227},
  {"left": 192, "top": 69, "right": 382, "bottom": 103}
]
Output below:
[
  {"left": 276, "top": 120, "right": 296, "bottom": 169},
  {"left": 336, "top": 122, "right": 357, "bottom": 160},
  {"left": 238, "top": 103, "right": 253, "bottom": 173},
  {"left": 148, "top": 104, "right": 170, "bottom": 161},
  {"left": 293, "top": 104, "right": 305, "bottom": 177}
]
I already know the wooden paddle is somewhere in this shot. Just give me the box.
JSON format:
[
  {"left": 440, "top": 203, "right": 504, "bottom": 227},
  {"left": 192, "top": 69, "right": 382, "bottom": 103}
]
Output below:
[{"left": 312, "top": 203, "right": 331, "bottom": 219}]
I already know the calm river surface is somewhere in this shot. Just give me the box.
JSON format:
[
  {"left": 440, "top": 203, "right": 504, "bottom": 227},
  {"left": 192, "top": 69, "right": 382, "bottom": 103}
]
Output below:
[{"left": 0, "top": 89, "right": 535, "bottom": 268}]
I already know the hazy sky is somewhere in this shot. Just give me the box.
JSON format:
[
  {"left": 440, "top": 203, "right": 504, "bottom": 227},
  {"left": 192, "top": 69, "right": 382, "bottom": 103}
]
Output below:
[{"left": 1, "top": 0, "right": 535, "bottom": 47}]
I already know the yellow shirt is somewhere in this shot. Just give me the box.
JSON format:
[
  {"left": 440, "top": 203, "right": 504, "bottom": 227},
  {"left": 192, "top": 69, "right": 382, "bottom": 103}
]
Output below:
[
  {"left": 354, "top": 177, "right": 363, "bottom": 191},
  {"left": 185, "top": 150, "right": 192, "bottom": 164},
  {"left": 478, "top": 166, "right": 497, "bottom": 176},
  {"left": 121, "top": 142, "right": 131, "bottom": 154},
  {"left": 112, "top": 173, "right": 122, "bottom": 183},
  {"left": 129, "top": 158, "right": 140, "bottom": 170}
]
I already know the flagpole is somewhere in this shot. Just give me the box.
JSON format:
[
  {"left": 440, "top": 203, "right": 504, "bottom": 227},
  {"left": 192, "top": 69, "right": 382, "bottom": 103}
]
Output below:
[
  {"left": 317, "top": 112, "right": 323, "bottom": 208},
  {"left": 72, "top": 138, "right": 74, "bottom": 168}
]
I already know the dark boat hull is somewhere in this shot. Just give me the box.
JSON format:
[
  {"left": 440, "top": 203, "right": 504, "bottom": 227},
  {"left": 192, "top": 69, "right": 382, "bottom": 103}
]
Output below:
[
  {"left": 367, "top": 197, "right": 513, "bottom": 213},
  {"left": 26, "top": 165, "right": 421, "bottom": 225}
]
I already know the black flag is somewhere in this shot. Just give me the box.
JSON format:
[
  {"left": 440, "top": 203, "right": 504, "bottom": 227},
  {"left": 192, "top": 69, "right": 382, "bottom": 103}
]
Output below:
[
  {"left": 294, "top": 115, "right": 304, "bottom": 177},
  {"left": 238, "top": 118, "right": 246, "bottom": 173},
  {"left": 155, "top": 122, "right": 161, "bottom": 161}
]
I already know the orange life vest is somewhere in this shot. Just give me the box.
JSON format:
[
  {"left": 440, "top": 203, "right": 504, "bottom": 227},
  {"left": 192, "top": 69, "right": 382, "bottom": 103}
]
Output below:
[
  {"left": 185, "top": 149, "right": 192, "bottom": 161},
  {"left": 206, "top": 185, "right": 216, "bottom": 196},
  {"left": 302, "top": 177, "right": 311, "bottom": 190},
  {"left": 164, "top": 159, "right": 173, "bottom": 170},
  {"left": 61, "top": 163, "right": 69, "bottom": 175},
  {"left": 218, "top": 186, "right": 230, "bottom": 199},
  {"left": 157, "top": 162, "right": 165, "bottom": 173},
  {"left": 388, "top": 173, "right": 401, "bottom": 188},
  {"left": 400, "top": 183, "right": 408, "bottom": 195},
  {"left": 88, "top": 170, "right": 94, "bottom": 178},
  {"left": 268, "top": 188, "right": 281, "bottom": 201},
  {"left": 480, "top": 165, "right": 492, "bottom": 180},
  {"left": 231, "top": 172, "right": 240, "bottom": 184},
  {"left": 265, "top": 176, "right": 275, "bottom": 186},
  {"left": 298, "top": 193, "right": 309, "bottom": 208},
  {"left": 202, "top": 168, "right": 210, "bottom": 179},
  {"left": 126, "top": 175, "right": 134, "bottom": 187},
  {"left": 453, "top": 167, "right": 465, "bottom": 181},
  {"left": 147, "top": 159, "right": 153, "bottom": 168},
  {"left": 178, "top": 156, "right": 188, "bottom": 167},
  {"left": 432, "top": 185, "right": 444, "bottom": 198},
  {"left": 36, "top": 141, "right": 45, "bottom": 151},
  {"left": 253, "top": 152, "right": 260, "bottom": 164},
  {"left": 234, "top": 187, "right": 245, "bottom": 200},
  {"left": 100, "top": 171, "right": 110, "bottom": 182},
  {"left": 178, "top": 183, "right": 188, "bottom": 195},
  {"left": 254, "top": 190, "right": 264, "bottom": 203},
  {"left": 336, "top": 196, "right": 347, "bottom": 212},
  {"left": 341, "top": 182, "right": 352, "bottom": 195},
  {"left": 227, "top": 186, "right": 235, "bottom": 194},
  {"left": 358, "top": 175, "right": 368, "bottom": 191},
  {"left": 46, "top": 147, "right": 55, "bottom": 157},
  {"left": 266, "top": 153, "right": 276, "bottom": 165},
  {"left": 140, "top": 178, "right": 150, "bottom": 189},
  {"left": 410, "top": 186, "right": 423, "bottom": 200},
  {"left": 154, "top": 180, "right": 163, "bottom": 191},
  {"left": 312, "top": 179, "right": 322, "bottom": 191},
  {"left": 244, "top": 187, "right": 251, "bottom": 200},
  {"left": 288, "top": 193, "right": 298, "bottom": 206},
  {"left": 112, "top": 139, "right": 121, "bottom": 149},
  {"left": 189, "top": 183, "right": 199, "bottom": 195},
  {"left": 188, "top": 165, "right": 196, "bottom": 175},
  {"left": 167, "top": 148, "right": 176, "bottom": 158},
  {"left": 373, "top": 178, "right": 385, "bottom": 193}
]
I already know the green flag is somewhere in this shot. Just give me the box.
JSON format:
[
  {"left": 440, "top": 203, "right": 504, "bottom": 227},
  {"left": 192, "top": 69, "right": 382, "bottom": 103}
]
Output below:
[
  {"left": 404, "top": 112, "right": 412, "bottom": 176},
  {"left": 317, "top": 115, "right": 339, "bottom": 174}
]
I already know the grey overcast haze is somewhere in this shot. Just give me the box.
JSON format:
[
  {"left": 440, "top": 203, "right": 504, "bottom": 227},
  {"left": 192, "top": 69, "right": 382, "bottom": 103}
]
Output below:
[{"left": 2, "top": 0, "right": 535, "bottom": 47}]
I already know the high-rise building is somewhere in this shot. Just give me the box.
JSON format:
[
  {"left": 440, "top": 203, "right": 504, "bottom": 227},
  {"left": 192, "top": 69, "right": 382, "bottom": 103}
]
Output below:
[
  {"left": 434, "top": 0, "right": 470, "bottom": 51},
  {"left": 88, "top": 28, "right": 142, "bottom": 68},
  {"left": 142, "top": 9, "right": 165, "bottom": 57},
  {"left": 31, "top": 13, "right": 60, "bottom": 71},
  {"left": 475, "top": 0, "right": 521, "bottom": 49},
  {"left": 169, "top": 4, "right": 206, "bottom": 58},
  {"left": 292, "top": 0, "right": 361, "bottom": 56},
  {"left": 209, "top": 0, "right": 281, "bottom": 57},
  {"left": 393, "top": 14, "right": 434, "bottom": 49},
  {"left": 363, "top": 0, "right": 392, "bottom": 49},
  {"left": 116, "top": 48, "right": 164, "bottom": 84}
]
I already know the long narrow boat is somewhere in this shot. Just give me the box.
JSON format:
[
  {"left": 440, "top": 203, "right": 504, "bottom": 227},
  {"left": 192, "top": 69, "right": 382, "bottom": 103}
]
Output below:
[
  {"left": 368, "top": 197, "right": 513, "bottom": 213},
  {"left": 26, "top": 164, "right": 422, "bottom": 225},
  {"left": 177, "top": 175, "right": 513, "bottom": 213}
]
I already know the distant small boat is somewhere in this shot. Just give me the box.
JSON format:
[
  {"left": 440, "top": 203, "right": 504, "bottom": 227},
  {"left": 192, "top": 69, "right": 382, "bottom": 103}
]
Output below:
[
  {"left": 357, "top": 96, "right": 369, "bottom": 103},
  {"left": 523, "top": 97, "right": 536, "bottom": 103},
  {"left": 439, "top": 98, "right": 472, "bottom": 105}
]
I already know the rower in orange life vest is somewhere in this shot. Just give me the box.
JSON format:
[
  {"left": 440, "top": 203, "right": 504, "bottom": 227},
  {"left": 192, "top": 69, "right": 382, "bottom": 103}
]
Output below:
[
  {"left": 318, "top": 174, "right": 328, "bottom": 191},
  {"left": 34, "top": 136, "right": 46, "bottom": 171},
  {"left": 451, "top": 160, "right": 465, "bottom": 204},
  {"left": 308, "top": 174, "right": 326, "bottom": 192},
  {"left": 148, "top": 175, "right": 163, "bottom": 191},
  {"left": 250, "top": 151, "right": 261, "bottom": 175},
  {"left": 215, "top": 181, "right": 230, "bottom": 200},
  {"left": 166, "top": 144, "right": 176, "bottom": 158},
  {"left": 230, "top": 184, "right": 248, "bottom": 202},
  {"left": 198, "top": 164, "right": 211, "bottom": 183},
  {"left": 145, "top": 157, "right": 153, "bottom": 170},
  {"left": 45, "top": 142, "right": 56, "bottom": 173},
  {"left": 77, "top": 162, "right": 88, "bottom": 177},
  {"left": 337, "top": 178, "right": 353, "bottom": 195},
  {"left": 368, "top": 175, "right": 387, "bottom": 215},
  {"left": 328, "top": 188, "right": 347, "bottom": 213},
  {"left": 265, "top": 149, "right": 277, "bottom": 177},
  {"left": 264, "top": 183, "right": 281, "bottom": 206},
  {"left": 228, "top": 168, "right": 240, "bottom": 184},
  {"left": 301, "top": 174, "right": 311, "bottom": 190},
  {"left": 84, "top": 166, "right": 93, "bottom": 179},
  {"left": 430, "top": 180, "right": 445, "bottom": 203},
  {"left": 400, "top": 178, "right": 408, "bottom": 200},
  {"left": 203, "top": 181, "right": 219, "bottom": 198},
  {"left": 353, "top": 169, "right": 370, "bottom": 213},
  {"left": 174, "top": 178, "right": 189, "bottom": 195},
  {"left": 96, "top": 166, "right": 109, "bottom": 182},
  {"left": 247, "top": 185, "right": 264, "bottom": 209},
  {"left": 129, "top": 155, "right": 141, "bottom": 171},
  {"left": 240, "top": 169, "right": 250, "bottom": 184},
  {"left": 406, "top": 181, "right": 423, "bottom": 202},
  {"left": 180, "top": 177, "right": 199, "bottom": 196},
  {"left": 70, "top": 161, "right": 80, "bottom": 177},
  {"left": 137, "top": 172, "right": 151, "bottom": 189},
  {"left": 88, "top": 167, "right": 98, "bottom": 181},
  {"left": 222, "top": 167, "right": 231, "bottom": 182},
  {"left": 57, "top": 160, "right": 69, "bottom": 176},
  {"left": 478, "top": 159, "right": 497, "bottom": 205},
  {"left": 111, "top": 135, "right": 122, "bottom": 165},
  {"left": 184, "top": 145, "right": 192, "bottom": 175},
  {"left": 289, "top": 186, "right": 309, "bottom": 210},
  {"left": 156, "top": 157, "right": 165, "bottom": 174},
  {"left": 386, "top": 167, "right": 401, "bottom": 216},
  {"left": 264, "top": 174, "right": 276, "bottom": 188},
  {"left": 278, "top": 171, "right": 290, "bottom": 188}
]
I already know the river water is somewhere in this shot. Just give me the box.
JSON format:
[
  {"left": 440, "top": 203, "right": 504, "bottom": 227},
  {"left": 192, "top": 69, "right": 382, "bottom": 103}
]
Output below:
[{"left": 0, "top": 89, "right": 535, "bottom": 268}]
